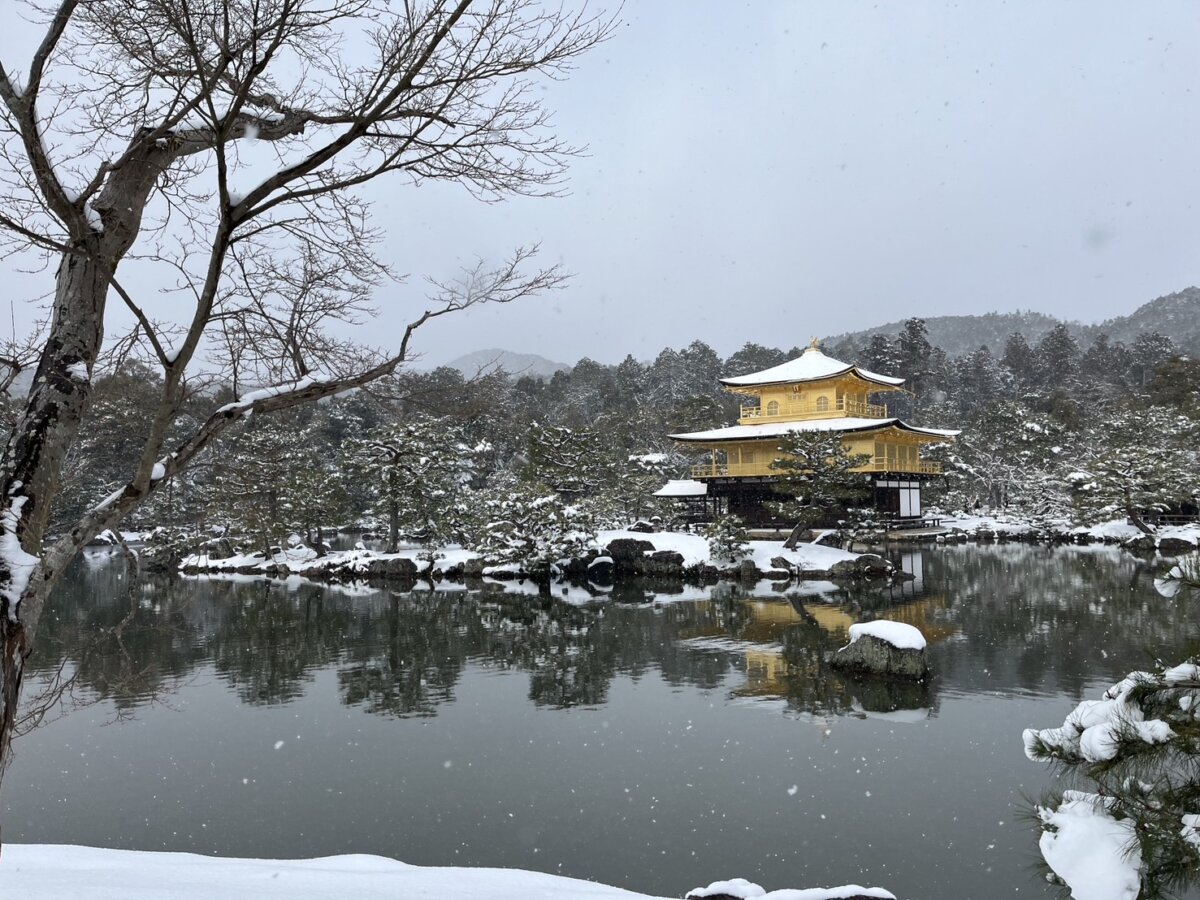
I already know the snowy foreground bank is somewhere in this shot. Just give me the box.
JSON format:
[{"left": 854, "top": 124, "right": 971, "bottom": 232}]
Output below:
[{"left": 3, "top": 845, "right": 894, "bottom": 900}]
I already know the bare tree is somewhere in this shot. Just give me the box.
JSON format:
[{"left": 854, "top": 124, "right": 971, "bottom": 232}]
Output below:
[{"left": 0, "top": 0, "right": 611, "bottom": 780}]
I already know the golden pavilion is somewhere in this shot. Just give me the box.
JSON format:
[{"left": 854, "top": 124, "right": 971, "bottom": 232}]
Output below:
[{"left": 664, "top": 341, "right": 959, "bottom": 524}]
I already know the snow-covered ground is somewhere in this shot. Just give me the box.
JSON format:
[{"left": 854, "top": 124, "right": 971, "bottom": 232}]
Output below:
[
  {"left": 940, "top": 514, "right": 1038, "bottom": 536},
  {"left": 2, "top": 846, "right": 893, "bottom": 900}
]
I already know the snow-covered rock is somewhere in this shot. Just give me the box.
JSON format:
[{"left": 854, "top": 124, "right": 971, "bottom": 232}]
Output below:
[{"left": 831, "top": 621, "right": 929, "bottom": 679}]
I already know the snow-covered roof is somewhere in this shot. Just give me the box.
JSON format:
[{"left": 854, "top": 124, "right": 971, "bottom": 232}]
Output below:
[
  {"left": 669, "top": 418, "right": 960, "bottom": 443},
  {"left": 720, "top": 345, "right": 906, "bottom": 389},
  {"left": 654, "top": 479, "right": 708, "bottom": 497}
]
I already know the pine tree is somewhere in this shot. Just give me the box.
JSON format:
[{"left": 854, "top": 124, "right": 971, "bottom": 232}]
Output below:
[
  {"left": 955, "top": 346, "right": 1005, "bottom": 416},
  {"left": 1069, "top": 407, "right": 1200, "bottom": 534},
  {"left": 523, "top": 423, "right": 618, "bottom": 498},
  {"left": 346, "top": 418, "right": 479, "bottom": 552},
  {"left": 473, "top": 489, "right": 596, "bottom": 579},
  {"left": 704, "top": 515, "right": 750, "bottom": 564},
  {"left": 898, "top": 318, "right": 933, "bottom": 383},
  {"left": 207, "top": 417, "right": 304, "bottom": 554},
  {"left": 1131, "top": 332, "right": 1179, "bottom": 388},
  {"left": 722, "top": 343, "right": 788, "bottom": 379},
  {"left": 1035, "top": 323, "right": 1081, "bottom": 391},
  {"left": 860, "top": 334, "right": 901, "bottom": 377},
  {"left": 1024, "top": 659, "right": 1200, "bottom": 898},
  {"left": 768, "top": 430, "right": 871, "bottom": 528},
  {"left": 948, "top": 401, "right": 1072, "bottom": 517},
  {"left": 1001, "top": 332, "right": 1038, "bottom": 396}
]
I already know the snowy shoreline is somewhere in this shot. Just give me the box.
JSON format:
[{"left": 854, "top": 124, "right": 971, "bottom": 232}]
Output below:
[
  {"left": 176, "top": 530, "right": 878, "bottom": 589},
  {"left": 911, "top": 514, "right": 1200, "bottom": 555},
  {"left": 114, "top": 515, "right": 1200, "bottom": 591},
  {"left": 2, "top": 845, "right": 895, "bottom": 900}
]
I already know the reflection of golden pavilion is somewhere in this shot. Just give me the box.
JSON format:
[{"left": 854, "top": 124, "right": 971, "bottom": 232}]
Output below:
[
  {"left": 697, "top": 596, "right": 959, "bottom": 699},
  {"left": 878, "top": 594, "right": 957, "bottom": 644},
  {"left": 743, "top": 648, "right": 792, "bottom": 697}
]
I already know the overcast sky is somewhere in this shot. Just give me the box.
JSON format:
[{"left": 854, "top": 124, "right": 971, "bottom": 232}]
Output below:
[{"left": 5, "top": 2, "right": 1200, "bottom": 369}]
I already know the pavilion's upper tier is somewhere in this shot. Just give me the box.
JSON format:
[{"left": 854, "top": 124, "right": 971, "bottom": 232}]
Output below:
[{"left": 719, "top": 343, "right": 905, "bottom": 392}]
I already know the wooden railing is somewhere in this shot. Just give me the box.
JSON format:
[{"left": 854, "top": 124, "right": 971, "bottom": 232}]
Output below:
[
  {"left": 691, "top": 462, "right": 769, "bottom": 479},
  {"left": 692, "top": 458, "right": 942, "bottom": 478},
  {"left": 739, "top": 398, "right": 888, "bottom": 422},
  {"left": 866, "top": 458, "right": 942, "bottom": 474}
]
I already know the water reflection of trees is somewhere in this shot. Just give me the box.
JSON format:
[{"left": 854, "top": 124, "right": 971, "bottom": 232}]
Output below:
[
  {"left": 25, "top": 557, "right": 205, "bottom": 719},
  {"left": 23, "top": 546, "right": 1200, "bottom": 730},
  {"left": 919, "top": 546, "right": 1200, "bottom": 699}
]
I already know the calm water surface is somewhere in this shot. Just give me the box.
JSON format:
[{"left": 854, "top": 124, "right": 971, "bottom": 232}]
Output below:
[{"left": 4, "top": 545, "right": 1198, "bottom": 899}]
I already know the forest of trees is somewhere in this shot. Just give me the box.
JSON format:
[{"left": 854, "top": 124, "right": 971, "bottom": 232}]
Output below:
[{"left": 15, "top": 315, "right": 1198, "bottom": 553}]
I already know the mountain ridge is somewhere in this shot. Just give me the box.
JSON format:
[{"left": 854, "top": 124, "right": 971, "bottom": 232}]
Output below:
[
  {"left": 436, "top": 348, "right": 571, "bottom": 380},
  {"left": 823, "top": 286, "right": 1200, "bottom": 358}
]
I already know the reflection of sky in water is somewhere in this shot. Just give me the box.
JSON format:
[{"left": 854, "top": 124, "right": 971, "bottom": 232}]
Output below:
[{"left": 6, "top": 545, "right": 1199, "bottom": 899}]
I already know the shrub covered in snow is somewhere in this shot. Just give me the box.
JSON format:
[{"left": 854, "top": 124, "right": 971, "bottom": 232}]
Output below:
[
  {"left": 1165, "top": 552, "right": 1200, "bottom": 590},
  {"left": 472, "top": 490, "right": 597, "bottom": 578},
  {"left": 704, "top": 515, "right": 750, "bottom": 564}
]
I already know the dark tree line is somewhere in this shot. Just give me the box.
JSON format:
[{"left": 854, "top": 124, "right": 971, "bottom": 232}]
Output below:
[{"left": 17, "top": 316, "right": 1200, "bottom": 549}]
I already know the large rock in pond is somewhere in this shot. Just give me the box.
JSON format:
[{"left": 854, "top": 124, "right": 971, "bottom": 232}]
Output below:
[
  {"left": 737, "top": 559, "right": 761, "bottom": 582},
  {"left": 829, "top": 554, "right": 892, "bottom": 580},
  {"left": 832, "top": 621, "right": 928, "bottom": 680},
  {"left": 362, "top": 557, "right": 419, "bottom": 581},
  {"left": 587, "top": 555, "right": 615, "bottom": 582},
  {"left": 1159, "top": 536, "right": 1197, "bottom": 555},
  {"left": 770, "top": 556, "right": 797, "bottom": 576},
  {"left": 1122, "top": 534, "right": 1157, "bottom": 554}
]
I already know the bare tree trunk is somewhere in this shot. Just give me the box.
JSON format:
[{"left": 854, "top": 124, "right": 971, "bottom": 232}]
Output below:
[
  {"left": 388, "top": 496, "right": 400, "bottom": 554},
  {"left": 0, "top": 0, "right": 606, "bottom": 799},
  {"left": 1, "top": 240, "right": 112, "bottom": 768},
  {"left": 1126, "top": 498, "right": 1156, "bottom": 537}
]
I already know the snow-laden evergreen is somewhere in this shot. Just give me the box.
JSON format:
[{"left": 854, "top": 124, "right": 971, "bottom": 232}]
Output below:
[{"left": 1025, "top": 659, "right": 1200, "bottom": 897}]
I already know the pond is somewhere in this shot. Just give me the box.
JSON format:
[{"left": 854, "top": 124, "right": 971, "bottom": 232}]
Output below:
[{"left": 4, "top": 544, "right": 1198, "bottom": 899}]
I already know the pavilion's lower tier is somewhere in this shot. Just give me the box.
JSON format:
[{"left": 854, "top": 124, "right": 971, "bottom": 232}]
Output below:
[{"left": 693, "top": 473, "right": 935, "bottom": 525}]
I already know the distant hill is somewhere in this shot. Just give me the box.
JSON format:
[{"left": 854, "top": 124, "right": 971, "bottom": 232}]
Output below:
[
  {"left": 824, "top": 311, "right": 1065, "bottom": 358},
  {"left": 1087, "top": 287, "right": 1200, "bottom": 351},
  {"left": 824, "top": 287, "right": 1200, "bottom": 358},
  {"left": 438, "top": 348, "right": 571, "bottom": 380}
]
